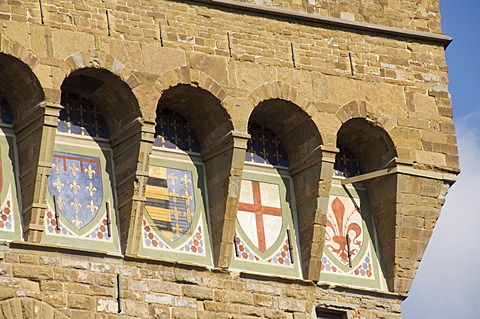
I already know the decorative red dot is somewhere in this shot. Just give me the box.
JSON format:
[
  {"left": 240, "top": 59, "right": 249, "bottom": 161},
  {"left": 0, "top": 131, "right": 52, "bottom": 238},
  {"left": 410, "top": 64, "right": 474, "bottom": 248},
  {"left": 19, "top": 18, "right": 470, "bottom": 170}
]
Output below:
[
  {"left": 193, "top": 239, "right": 199, "bottom": 246},
  {"left": 103, "top": 219, "right": 108, "bottom": 225},
  {"left": 4, "top": 207, "right": 10, "bottom": 214},
  {"left": 278, "top": 258, "right": 284, "bottom": 264},
  {"left": 191, "top": 246, "right": 197, "bottom": 252},
  {"left": 281, "top": 251, "right": 286, "bottom": 258},
  {"left": 152, "top": 240, "right": 158, "bottom": 247},
  {"left": 97, "top": 232, "right": 103, "bottom": 239},
  {"left": 242, "top": 252, "right": 248, "bottom": 259},
  {"left": 0, "top": 221, "right": 4, "bottom": 228},
  {"left": 145, "top": 226, "right": 150, "bottom": 232},
  {"left": 148, "top": 233, "right": 154, "bottom": 239},
  {"left": 239, "top": 245, "right": 244, "bottom": 252},
  {"left": 1, "top": 215, "right": 7, "bottom": 221},
  {"left": 354, "top": 269, "right": 359, "bottom": 275},
  {"left": 6, "top": 201, "right": 10, "bottom": 207},
  {"left": 366, "top": 270, "right": 372, "bottom": 277},
  {"left": 283, "top": 245, "right": 289, "bottom": 251},
  {"left": 51, "top": 219, "right": 57, "bottom": 227},
  {"left": 254, "top": 256, "right": 259, "bottom": 261},
  {"left": 196, "top": 233, "right": 202, "bottom": 240},
  {"left": 100, "top": 225, "right": 106, "bottom": 232},
  {"left": 47, "top": 211, "right": 53, "bottom": 219}
]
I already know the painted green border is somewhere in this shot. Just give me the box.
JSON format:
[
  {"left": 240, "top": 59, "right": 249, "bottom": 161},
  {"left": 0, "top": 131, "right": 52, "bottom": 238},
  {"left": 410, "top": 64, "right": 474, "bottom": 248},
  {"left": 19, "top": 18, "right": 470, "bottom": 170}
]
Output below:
[
  {"left": 229, "top": 170, "right": 302, "bottom": 278},
  {"left": 319, "top": 183, "right": 386, "bottom": 289},
  {"left": 42, "top": 142, "right": 121, "bottom": 253},
  {"left": 0, "top": 132, "right": 22, "bottom": 240},
  {"left": 138, "top": 156, "right": 213, "bottom": 267}
]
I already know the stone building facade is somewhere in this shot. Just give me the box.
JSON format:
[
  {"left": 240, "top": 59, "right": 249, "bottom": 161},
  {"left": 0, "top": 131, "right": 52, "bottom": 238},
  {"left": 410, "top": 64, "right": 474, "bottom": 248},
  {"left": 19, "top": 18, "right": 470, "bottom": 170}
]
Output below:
[{"left": 0, "top": 0, "right": 458, "bottom": 318}]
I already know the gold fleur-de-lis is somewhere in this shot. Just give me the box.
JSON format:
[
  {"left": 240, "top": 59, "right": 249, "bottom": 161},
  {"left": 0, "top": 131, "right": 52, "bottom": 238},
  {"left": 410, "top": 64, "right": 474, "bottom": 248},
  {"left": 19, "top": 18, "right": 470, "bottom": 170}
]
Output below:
[
  {"left": 84, "top": 164, "right": 96, "bottom": 179},
  {"left": 68, "top": 161, "right": 80, "bottom": 177},
  {"left": 56, "top": 196, "right": 66, "bottom": 210},
  {"left": 52, "top": 159, "right": 63, "bottom": 174},
  {"left": 85, "top": 181, "right": 97, "bottom": 197},
  {"left": 70, "top": 198, "right": 82, "bottom": 213},
  {"left": 70, "top": 180, "right": 80, "bottom": 194},
  {"left": 169, "top": 189, "right": 178, "bottom": 203},
  {"left": 53, "top": 178, "right": 64, "bottom": 192},
  {"left": 87, "top": 200, "right": 98, "bottom": 215},
  {"left": 184, "top": 208, "right": 194, "bottom": 223},
  {"left": 168, "top": 173, "right": 178, "bottom": 186},
  {"left": 171, "top": 205, "right": 182, "bottom": 220},
  {"left": 181, "top": 174, "right": 191, "bottom": 188},
  {"left": 172, "top": 223, "right": 182, "bottom": 236},
  {"left": 71, "top": 215, "right": 84, "bottom": 228}
]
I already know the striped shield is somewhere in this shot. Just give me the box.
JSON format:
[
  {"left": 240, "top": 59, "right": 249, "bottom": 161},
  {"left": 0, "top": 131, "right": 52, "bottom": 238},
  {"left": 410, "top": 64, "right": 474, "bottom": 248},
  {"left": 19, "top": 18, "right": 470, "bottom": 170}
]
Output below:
[{"left": 145, "top": 166, "right": 195, "bottom": 242}]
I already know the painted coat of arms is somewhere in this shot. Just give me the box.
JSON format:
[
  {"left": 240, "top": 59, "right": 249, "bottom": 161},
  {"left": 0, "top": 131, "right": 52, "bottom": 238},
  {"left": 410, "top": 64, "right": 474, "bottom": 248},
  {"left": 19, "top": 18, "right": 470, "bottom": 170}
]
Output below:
[
  {"left": 48, "top": 152, "right": 103, "bottom": 229},
  {"left": 145, "top": 166, "right": 195, "bottom": 242},
  {"left": 325, "top": 195, "right": 363, "bottom": 265},
  {"left": 237, "top": 180, "right": 283, "bottom": 253}
]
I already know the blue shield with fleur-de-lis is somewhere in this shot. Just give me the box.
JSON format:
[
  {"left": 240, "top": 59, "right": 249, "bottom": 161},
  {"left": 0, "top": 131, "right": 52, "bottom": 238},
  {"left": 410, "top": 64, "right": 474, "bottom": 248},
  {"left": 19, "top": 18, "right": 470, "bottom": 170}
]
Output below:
[{"left": 48, "top": 152, "right": 103, "bottom": 229}]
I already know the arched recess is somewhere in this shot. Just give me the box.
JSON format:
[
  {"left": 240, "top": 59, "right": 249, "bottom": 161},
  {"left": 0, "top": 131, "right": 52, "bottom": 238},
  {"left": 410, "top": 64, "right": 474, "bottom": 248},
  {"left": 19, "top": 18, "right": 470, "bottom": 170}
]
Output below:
[
  {"left": 0, "top": 51, "right": 49, "bottom": 243},
  {"left": 137, "top": 83, "right": 238, "bottom": 267},
  {"left": 321, "top": 117, "right": 397, "bottom": 291},
  {"left": 231, "top": 98, "right": 326, "bottom": 280},
  {"left": 40, "top": 67, "right": 145, "bottom": 254}
]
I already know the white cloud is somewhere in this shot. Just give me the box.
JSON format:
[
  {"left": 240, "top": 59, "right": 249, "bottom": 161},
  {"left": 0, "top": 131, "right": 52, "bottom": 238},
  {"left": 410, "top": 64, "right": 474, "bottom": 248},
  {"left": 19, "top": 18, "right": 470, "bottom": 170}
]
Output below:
[{"left": 402, "top": 112, "right": 480, "bottom": 318}]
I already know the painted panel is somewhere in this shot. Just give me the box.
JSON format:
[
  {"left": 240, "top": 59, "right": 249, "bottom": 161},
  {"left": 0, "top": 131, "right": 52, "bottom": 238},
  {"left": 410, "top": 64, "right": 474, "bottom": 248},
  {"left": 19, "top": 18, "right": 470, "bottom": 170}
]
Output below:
[
  {"left": 245, "top": 123, "right": 289, "bottom": 167},
  {"left": 154, "top": 109, "right": 200, "bottom": 153},
  {"left": 42, "top": 143, "right": 120, "bottom": 253},
  {"left": 319, "top": 182, "right": 386, "bottom": 290},
  {"left": 231, "top": 169, "right": 302, "bottom": 279},
  {"left": 0, "top": 131, "right": 22, "bottom": 240},
  {"left": 139, "top": 156, "right": 213, "bottom": 267}
]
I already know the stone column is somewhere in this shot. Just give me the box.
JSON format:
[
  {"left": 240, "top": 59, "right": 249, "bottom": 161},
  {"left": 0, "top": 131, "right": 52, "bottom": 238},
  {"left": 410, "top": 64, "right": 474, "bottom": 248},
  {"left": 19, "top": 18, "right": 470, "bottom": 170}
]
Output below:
[
  {"left": 110, "top": 119, "right": 155, "bottom": 256},
  {"left": 14, "top": 103, "right": 62, "bottom": 243},
  {"left": 202, "top": 131, "right": 250, "bottom": 268},
  {"left": 290, "top": 146, "right": 337, "bottom": 281}
]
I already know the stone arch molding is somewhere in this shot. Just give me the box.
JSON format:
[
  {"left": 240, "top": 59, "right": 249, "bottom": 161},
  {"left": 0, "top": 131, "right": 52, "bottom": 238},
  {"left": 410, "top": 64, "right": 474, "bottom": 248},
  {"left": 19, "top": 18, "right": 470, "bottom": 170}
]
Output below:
[
  {"left": 62, "top": 49, "right": 136, "bottom": 89},
  {"left": 0, "top": 297, "right": 69, "bottom": 319},
  {"left": 0, "top": 34, "right": 40, "bottom": 73},
  {"left": 246, "top": 81, "right": 317, "bottom": 117},
  {"left": 154, "top": 66, "right": 228, "bottom": 103},
  {"left": 336, "top": 100, "right": 397, "bottom": 132}
]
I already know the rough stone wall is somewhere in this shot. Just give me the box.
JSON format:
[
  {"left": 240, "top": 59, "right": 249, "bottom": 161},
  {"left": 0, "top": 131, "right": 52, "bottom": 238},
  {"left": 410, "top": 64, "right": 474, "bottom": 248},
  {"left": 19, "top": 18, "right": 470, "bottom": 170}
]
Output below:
[
  {"left": 0, "top": 245, "right": 404, "bottom": 318},
  {"left": 0, "top": 0, "right": 458, "bottom": 318}
]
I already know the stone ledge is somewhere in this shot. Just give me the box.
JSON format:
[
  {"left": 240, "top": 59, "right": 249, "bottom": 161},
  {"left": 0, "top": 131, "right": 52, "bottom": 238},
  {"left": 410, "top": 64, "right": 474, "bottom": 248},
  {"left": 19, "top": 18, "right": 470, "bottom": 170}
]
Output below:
[{"left": 189, "top": 0, "right": 453, "bottom": 47}]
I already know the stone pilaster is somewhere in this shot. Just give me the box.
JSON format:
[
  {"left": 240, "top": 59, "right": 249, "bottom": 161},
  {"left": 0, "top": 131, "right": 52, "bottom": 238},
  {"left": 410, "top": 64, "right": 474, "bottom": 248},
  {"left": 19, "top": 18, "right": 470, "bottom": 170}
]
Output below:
[
  {"left": 202, "top": 131, "right": 250, "bottom": 268},
  {"left": 291, "top": 146, "right": 337, "bottom": 281},
  {"left": 14, "top": 103, "right": 62, "bottom": 242},
  {"left": 110, "top": 119, "right": 155, "bottom": 256}
]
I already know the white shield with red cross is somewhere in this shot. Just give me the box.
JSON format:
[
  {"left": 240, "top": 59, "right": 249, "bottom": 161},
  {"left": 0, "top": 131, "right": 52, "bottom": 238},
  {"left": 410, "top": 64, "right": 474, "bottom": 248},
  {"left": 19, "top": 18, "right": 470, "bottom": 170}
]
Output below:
[{"left": 237, "top": 180, "right": 283, "bottom": 253}]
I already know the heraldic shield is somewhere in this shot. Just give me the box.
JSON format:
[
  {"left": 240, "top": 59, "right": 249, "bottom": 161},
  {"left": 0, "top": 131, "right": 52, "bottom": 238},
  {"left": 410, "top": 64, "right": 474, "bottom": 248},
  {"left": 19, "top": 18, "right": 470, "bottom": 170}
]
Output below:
[
  {"left": 48, "top": 152, "right": 103, "bottom": 230},
  {"left": 237, "top": 179, "right": 283, "bottom": 253},
  {"left": 145, "top": 166, "right": 195, "bottom": 243}
]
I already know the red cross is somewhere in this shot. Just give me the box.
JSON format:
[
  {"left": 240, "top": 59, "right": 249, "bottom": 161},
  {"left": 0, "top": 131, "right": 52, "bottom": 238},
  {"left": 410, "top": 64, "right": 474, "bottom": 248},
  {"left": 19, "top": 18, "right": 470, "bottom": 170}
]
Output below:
[{"left": 238, "top": 181, "right": 282, "bottom": 252}]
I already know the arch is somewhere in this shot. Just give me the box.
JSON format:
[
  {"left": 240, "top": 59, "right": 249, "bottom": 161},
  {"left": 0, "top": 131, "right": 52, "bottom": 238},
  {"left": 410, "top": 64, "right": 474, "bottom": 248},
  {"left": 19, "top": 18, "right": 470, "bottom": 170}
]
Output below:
[
  {"left": 156, "top": 84, "right": 233, "bottom": 150},
  {"left": 154, "top": 67, "right": 229, "bottom": 106},
  {"left": 334, "top": 118, "right": 398, "bottom": 291},
  {"left": 0, "top": 37, "right": 44, "bottom": 119},
  {"left": 337, "top": 118, "right": 397, "bottom": 173},
  {"left": 336, "top": 100, "right": 397, "bottom": 132},
  {"left": 249, "top": 98, "right": 322, "bottom": 165},
  {"left": 60, "top": 67, "right": 141, "bottom": 136},
  {"left": 62, "top": 49, "right": 135, "bottom": 88}
]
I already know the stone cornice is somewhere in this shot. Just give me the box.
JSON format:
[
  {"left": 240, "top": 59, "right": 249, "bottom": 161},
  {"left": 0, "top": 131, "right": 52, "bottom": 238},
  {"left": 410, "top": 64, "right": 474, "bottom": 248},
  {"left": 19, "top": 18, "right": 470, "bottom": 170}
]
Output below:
[{"left": 190, "top": 0, "right": 452, "bottom": 47}]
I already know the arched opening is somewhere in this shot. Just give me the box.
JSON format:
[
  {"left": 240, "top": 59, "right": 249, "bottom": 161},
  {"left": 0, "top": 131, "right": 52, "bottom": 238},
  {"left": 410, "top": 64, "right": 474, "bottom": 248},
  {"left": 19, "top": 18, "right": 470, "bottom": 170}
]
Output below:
[
  {"left": 0, "top": 53, "right": 44, "bottom": 242},
  {"left": 230, "top": 99, "right": 322, "bottom": 278},
  {"left": 320, "top": 118, "right": 397, "bottom": 290},
  {"left": 139, "top": 84, "right": 233, "bottom": 266},
  {"left": 42, "top": 68, "right": 140, "bottom": 252}
]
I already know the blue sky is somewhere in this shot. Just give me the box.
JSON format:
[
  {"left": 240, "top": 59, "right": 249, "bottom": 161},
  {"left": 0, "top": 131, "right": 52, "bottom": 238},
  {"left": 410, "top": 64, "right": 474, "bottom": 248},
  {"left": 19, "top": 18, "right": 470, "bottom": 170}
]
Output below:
[{"left": 402, "top": 1, "right": 480, "bottom": 318}]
